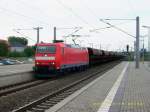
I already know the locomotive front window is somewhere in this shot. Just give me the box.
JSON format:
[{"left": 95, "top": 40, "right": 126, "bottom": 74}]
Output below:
[{"left": 37, "top": 46, "right": 56, "bottom": 53}]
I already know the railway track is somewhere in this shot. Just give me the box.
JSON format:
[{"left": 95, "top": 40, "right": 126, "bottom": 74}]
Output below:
[
  {"left": 13, "top": 61, "right": 120, "bottom": 112},
  {"left": 0, "top": 79, "right": 49, "bottom": 97}
]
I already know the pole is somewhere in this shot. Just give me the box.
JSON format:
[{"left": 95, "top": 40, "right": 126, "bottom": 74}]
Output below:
[
  {"left": 134, "top": 41, "right": 136, "bottom": 61},
  {"left": 135, "top": 16, "right": 140, "bottom": 68},
  {"left": 148, "top": 29, "right": 150, "bottom": 52},
  {"left": 148, "top": 29, "right": 150, "bottom": 67},
  {"left": 142, "top": 26, "right": 150, "bottom": 66},
  {"left": 34, "top": 27, "right": 43, "bottom": 44},
  {"left": 54, "top": 27, "right": 56, "bottom": 43},
  {"left": 142, "top": 38, "right": 144, "bottom": 64},
  {"left": 37, "top": 28, "right": 39, "bottom": 44}
]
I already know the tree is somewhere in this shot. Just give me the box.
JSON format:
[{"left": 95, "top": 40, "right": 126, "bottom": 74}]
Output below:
[
  {"left": 0, "top": 40, "right": 9, "bottom": 57},
  {"left": 8, "top": 51, "right": 25, "bottom": 57},
  {"left": 24, "top": 46, "right": 35, "bottom": 57},
  {"left": 8, "top": 36, "right": 28, "bottom": 46}
]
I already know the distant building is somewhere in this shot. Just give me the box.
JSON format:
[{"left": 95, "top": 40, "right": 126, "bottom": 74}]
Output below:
[{"left": 10, "top": 42, "right": 26, "bottom": 52}]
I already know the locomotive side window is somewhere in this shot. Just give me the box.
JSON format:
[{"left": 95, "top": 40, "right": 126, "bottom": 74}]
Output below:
[{"left": 37, "top": 46, "right": 56, "bottom": 53}]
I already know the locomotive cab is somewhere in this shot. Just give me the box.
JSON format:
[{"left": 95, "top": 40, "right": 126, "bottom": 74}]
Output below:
[{"left": 34, "top": 43, "right": 60, "bottom": 72}]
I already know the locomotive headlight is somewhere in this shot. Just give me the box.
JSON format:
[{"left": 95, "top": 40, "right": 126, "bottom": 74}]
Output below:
[
  {"left": 52, "top": 62, "right": 55, "bottom": 65},
  {"left": 36, "top": 62, "right": 39, "bottom": 65},
  {"left": 49, "top": 56, "right": 55, "bottom": 60}
]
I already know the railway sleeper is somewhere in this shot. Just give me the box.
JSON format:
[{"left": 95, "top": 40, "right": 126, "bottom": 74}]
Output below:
[
  {"left": 31, "top": 107, "right": 45, "bottom": 112},
  {"left": 36, "top": 105, "right": 49, "bottom": 109},
  {"left": 41, "top": 102, "right": 53, "bottom": 106},
  {"left": 46, "top": 100, "right": 58, "bottom": 104},
  {"left": 50, "top": 97, "right": 63, "bottom": 101},
  {"left": 58, "top": 92, "right": 73, "bottom": 96}
]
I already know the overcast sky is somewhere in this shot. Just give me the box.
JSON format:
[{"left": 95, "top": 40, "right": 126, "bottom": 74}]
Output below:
[{"left": 0, "top": 0, "right": 150, "bottom": 51}]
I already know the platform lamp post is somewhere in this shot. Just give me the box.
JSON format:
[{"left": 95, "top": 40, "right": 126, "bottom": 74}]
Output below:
[
  {"left": 142, "top": 26, "right": 150, "bottom": 52},
  {"left": 140, "top": 36, "right": 146, "bottom": 64},
  {"left": 142, "top": 25, "right": 150, "bottom": 66}
]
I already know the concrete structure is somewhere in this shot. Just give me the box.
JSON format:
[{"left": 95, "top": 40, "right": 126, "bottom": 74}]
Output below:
[
  {"left": 46, "top": 62, "right": 150, "bottom": 112},
  {"left": 0, "top": 64, "right": 33, "bottom": 87},
  {"left": 10, "top": 46, "right": 25, "bottom": 52},
  {"left": 10, "top": 42, "right": 26, "bottom": 52}
]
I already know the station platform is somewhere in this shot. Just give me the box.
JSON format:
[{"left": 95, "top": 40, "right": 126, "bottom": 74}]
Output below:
[
  {"left": 0, "top": 64, "right": 34, "bottom": 87},
  {"left": 46, "top": 61, "right": 150, "bottom": 112},
  {"left": 0, "top": 64, "right": 33, "bottom": 77}
]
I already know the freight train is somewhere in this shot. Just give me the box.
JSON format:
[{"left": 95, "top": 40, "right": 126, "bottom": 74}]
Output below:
[{"left": 33, "top": 42, "right": 123, "bottom": 76}]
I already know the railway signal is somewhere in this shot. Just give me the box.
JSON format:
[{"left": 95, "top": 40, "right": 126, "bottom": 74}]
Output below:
[{"left": 126, "top": 45, "right": 129, "bottom": 53}]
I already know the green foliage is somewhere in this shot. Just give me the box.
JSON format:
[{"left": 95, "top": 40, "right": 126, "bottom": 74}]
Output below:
[
  {"left": 8, "top": 36, "right": 28, "bottom": 46},
  {"left": 8, "top": 51, "right": 25, "bottom": 57},
  {"left": 0, "top": 41, "right": 9, "bottom": 56},
  {"left": 24, "top": 46, "right": 35, "bottom": 57}
]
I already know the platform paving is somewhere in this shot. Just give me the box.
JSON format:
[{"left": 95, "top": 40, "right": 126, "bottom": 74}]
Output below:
[
  {"left": 0, "top": 63, "right": 34, "bottom": 87},
  {"left": 46, "top": 62, "right": 150, "bottom": 112},
  {"left": 0, "top": 64, "right": 33, "bottom": 76}
]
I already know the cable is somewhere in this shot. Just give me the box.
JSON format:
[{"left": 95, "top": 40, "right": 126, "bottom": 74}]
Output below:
[
  {"left": 80, "top": 0, "right": 137, "bottom": 38},
  {"left": 90, "top": 21, "right": 133, "bottom": 32},
  {"left": 99, "top": 19, "right": 135, "bottom": 38},
  {"left": 63, "top": 27, "right": 82, "bottom": 37},
  {"left": 55, "top": 0, "right": 94, "bottom": 27},
  {"left": 80, "top": 0, "right": 100, "bottom": 22},
  {"left": 0, "top": 6, "right": 49, "bottom": 25},
  {"left": 13, "top": 29, "right": 36, "bottom": 42},
  {"left": 15, "top": 0, "right": 52, "bottom": 22}
]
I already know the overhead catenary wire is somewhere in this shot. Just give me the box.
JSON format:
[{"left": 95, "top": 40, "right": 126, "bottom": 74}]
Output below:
[
  {"left": 80, "top": 0, "right": 101, "bottom": 23},
  {"left": 99, "top": 19, "right": 135, "bottom": 38},
  {"left": 0, "top": 6, "right": 49, "bottom": 25},
  {"left": 14, "top": 0, "right": 55, "bottom": 24},
  {"left": 90, "top": 21, "right": 133, "bottom": 32},
  {"left": 13, "top": 29, "right": 37, "bottom": 42},
  {"left": 80, "top": 0, "right": 108, "bottom": 33},
  {"left": 55, "top": 0, "right": 94, "bottom": 28},
  {"left": 15, "top": 0, "right": 80, "bottom": 27},
  {"left": 79, "top": 0, "right": 136, "bottom": 36},
  {"left": 64, "top": 28, "right": 82, "bottom": 37}
]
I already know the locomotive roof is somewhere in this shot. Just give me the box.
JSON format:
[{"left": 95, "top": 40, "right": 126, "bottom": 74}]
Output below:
[
  {"left": 36, "top": 42, "right": 87, "bottom": 50},
  {"left": 36, "top": 42, "right": 65, "bottom": 46}
]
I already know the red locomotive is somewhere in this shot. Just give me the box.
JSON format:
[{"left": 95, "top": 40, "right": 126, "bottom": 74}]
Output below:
[{"left": 34, "top": 42, "right": 89, "bottom": 75}]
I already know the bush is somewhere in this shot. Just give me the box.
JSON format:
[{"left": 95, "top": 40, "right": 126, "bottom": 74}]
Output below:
[
  {"left": 8, "top": 51, "right": 25, "bottom": 57},
  {"left": 24, "top": 46, "right": 35, "bottom": 57}
]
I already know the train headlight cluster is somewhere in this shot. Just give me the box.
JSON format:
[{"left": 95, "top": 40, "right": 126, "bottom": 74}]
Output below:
[
  {"left": 36, "top": 62, "right": 39, "bottom": 65},
  {"left": 52, "top": 62, "right": 55, "bottom": 65}
]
